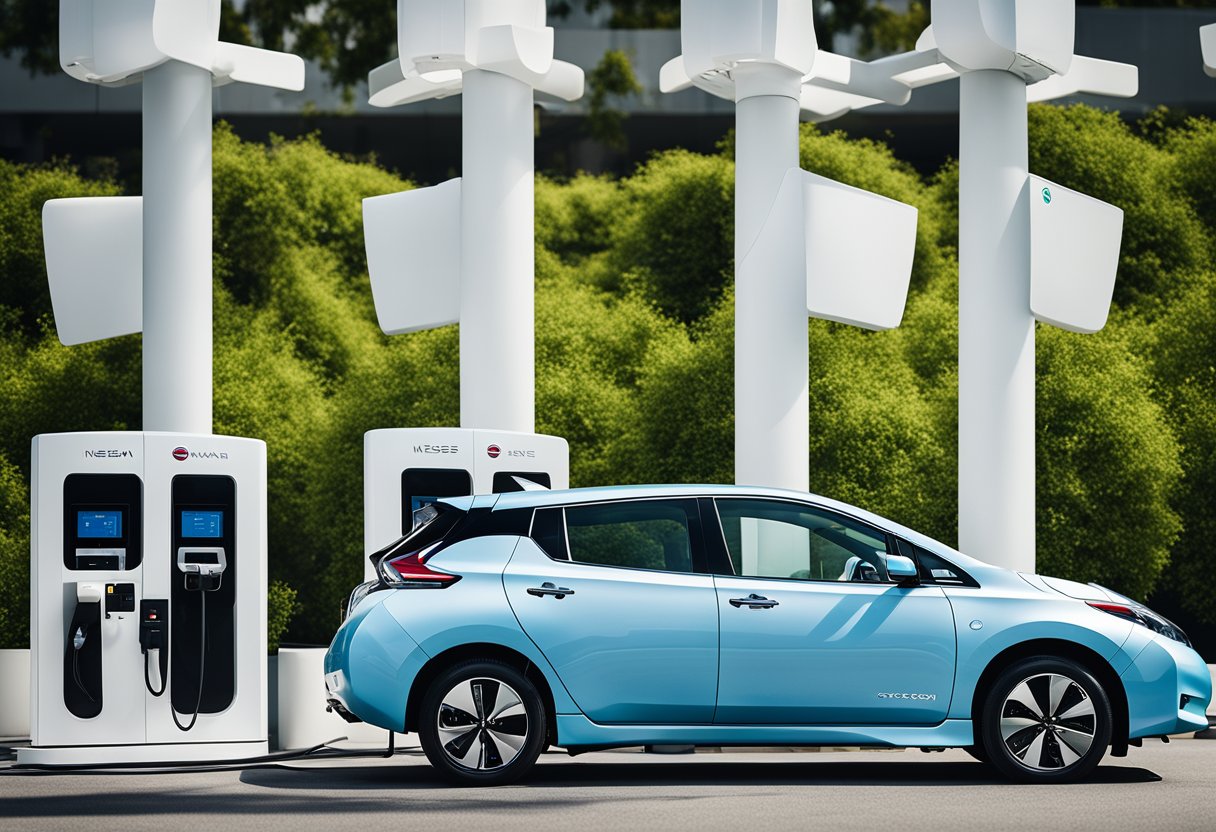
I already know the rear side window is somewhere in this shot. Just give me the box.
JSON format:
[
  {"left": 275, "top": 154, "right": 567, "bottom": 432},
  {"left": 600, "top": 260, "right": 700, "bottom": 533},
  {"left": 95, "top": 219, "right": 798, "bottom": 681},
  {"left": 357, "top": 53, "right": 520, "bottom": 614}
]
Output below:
[
  {"left": 530, "top": 507, "right": 568, "bottom": 561},
  {"left": 531, "top": 500, "right": 698, "bottom": 574},
  {"left": 567, "top": 501, "right": 693, "bottom": 572}
]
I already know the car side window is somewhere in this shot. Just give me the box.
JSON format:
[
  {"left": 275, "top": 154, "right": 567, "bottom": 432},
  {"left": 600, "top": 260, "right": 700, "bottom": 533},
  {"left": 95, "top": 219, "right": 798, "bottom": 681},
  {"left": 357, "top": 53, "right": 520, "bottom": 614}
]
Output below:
[
  {"left": 530, "top": 507, "right": 569, "bottom": 561},
  {"left": 895, "top": 537, "right": 980, "bottom": 587},
  {"left": 714, "top": 498, "right": 892, "bottom": 583},
  {"left": 553, "top": 500, "right": 695, "bottom": 574}
]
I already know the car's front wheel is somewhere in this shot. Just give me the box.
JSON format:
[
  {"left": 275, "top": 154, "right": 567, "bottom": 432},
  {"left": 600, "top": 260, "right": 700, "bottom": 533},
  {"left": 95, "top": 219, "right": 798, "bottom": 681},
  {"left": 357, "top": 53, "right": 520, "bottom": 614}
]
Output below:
[
  {"left": 981, "top": 657, "right": 1113, "bottom": 783},
  {"left": 419, "top": 659, "right": 546, "bottom": 786}
]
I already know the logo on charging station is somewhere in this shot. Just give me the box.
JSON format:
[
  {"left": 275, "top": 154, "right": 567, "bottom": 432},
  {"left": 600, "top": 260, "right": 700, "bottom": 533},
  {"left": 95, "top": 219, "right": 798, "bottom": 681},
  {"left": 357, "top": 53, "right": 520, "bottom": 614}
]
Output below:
[
  {"left": 486, "top": 445, "right": 501, "bottom": 459},
  {"left": 1041, "top": 187, "right": 1052, "bottom": 205},
  {"left": 172, "top": 447, "right": 189, "bottom": 461}
]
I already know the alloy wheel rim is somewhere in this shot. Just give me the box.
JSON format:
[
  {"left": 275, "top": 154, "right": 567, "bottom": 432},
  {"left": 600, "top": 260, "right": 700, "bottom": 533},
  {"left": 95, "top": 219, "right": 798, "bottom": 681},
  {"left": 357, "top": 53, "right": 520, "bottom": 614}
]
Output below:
[
  {"left": 437, "top": 677, "right": 529, "bottom": 771},
  {"left": 1000, "top": 672, "right": 1097, "bottom": 771}
]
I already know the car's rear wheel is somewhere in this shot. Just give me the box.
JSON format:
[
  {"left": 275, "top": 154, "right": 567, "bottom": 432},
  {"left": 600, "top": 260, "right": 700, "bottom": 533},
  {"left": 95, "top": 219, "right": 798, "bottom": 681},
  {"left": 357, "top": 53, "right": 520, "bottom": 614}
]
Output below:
[
  {"left": 419, "top": 659, "right": 546, "bottom": 786},
  {"left": 981, "top": 657, "right": 1112, "bottom": 784}
]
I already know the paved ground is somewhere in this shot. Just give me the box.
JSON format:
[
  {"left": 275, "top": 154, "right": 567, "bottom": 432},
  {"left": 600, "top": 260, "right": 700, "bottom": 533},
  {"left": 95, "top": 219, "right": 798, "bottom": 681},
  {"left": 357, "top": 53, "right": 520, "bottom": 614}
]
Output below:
[{"left": 2, "top": 739, "right": 1214, "bottom": 832}]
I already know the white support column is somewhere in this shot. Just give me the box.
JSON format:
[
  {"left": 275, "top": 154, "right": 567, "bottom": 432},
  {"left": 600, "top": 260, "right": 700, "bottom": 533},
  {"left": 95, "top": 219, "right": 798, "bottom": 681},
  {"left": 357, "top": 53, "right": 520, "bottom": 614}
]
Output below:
[
  {"left": 958, "top": 69, "right": 1035, "bottom": 572},
  {"left": 733, "top": 64, "right": 806, "bottom": 491},
  {"left": 141, "top": 61, "right": 214, "bottom": 435},
  {"left": 460, "top": 69, "right": 535, "bottom": 434}
]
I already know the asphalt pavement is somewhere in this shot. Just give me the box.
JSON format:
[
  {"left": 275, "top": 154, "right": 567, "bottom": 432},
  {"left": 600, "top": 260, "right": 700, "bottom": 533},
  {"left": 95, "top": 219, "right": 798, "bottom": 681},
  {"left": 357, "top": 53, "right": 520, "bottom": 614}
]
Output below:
[{"left": 2, "top": 739, "right": 1214, "bottom": 832}]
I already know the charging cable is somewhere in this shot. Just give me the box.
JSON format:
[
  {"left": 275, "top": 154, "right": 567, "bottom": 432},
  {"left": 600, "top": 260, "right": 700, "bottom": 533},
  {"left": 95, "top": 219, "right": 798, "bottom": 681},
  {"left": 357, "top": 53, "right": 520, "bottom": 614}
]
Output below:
[
  {"left": 171, "top": 588, "right": 208, "bottom": 732},
  {"left": 71, "top": 626, "right": 95, "bottom": 704},
  {"left": 143, "top": 649, "right": 166, "bottom": 697}
]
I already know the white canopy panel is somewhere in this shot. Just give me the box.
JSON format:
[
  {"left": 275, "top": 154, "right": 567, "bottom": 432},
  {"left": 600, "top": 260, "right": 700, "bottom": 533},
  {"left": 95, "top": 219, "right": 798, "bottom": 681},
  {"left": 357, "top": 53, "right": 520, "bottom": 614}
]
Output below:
[
  {"left": 363, "top": 179, "right": 462, "bottom": 335},
  {"left": 1028, "top": 174, "right": 1124, "bottom": 334},
  {"left": 42, "top": 197, "right": 143, "bottom": 346},
  {"left": 741, "top": 169, "right": 918, "bottom": 332}
]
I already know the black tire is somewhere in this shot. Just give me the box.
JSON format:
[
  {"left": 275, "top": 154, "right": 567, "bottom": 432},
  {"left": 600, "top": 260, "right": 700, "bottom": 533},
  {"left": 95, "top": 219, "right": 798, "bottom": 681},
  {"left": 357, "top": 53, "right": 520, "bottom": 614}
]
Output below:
[
  {"left": 963, "top": 743, "right": 990, "bottom": 764},
  {"left": 981, "top": 657, "right": 1112, "bottom": 784},
  {"left": 418, "top": 659, "right": 546, "bottom": 786}
]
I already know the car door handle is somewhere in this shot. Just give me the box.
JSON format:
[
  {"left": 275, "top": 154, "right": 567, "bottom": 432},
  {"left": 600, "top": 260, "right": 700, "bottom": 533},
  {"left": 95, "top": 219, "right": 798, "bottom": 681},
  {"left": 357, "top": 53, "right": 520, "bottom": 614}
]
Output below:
[
  {"left": 729, "top": 593, "right": 778, "bottom": 609},
  {"left": 527, "top": 582, "right": 575, "bottom": 599}
]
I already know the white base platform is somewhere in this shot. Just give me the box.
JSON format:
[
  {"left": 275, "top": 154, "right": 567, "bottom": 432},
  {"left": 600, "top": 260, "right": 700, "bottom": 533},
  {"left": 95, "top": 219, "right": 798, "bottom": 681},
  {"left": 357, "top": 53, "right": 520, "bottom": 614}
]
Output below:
[{"left": 16, "top": 740, "right": 268, "bottom": 767}]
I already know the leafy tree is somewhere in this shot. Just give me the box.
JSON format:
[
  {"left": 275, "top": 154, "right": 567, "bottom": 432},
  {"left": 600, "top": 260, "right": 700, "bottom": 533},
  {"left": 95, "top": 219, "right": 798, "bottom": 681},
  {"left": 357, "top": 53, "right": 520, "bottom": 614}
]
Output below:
[
  {"left": 1036, "top": 322, "right": 1182, "bottom": 601},
  {"left": 0, "top": 103, "right": 1212, "bottom": 650},
  {"left": 606, "top": 149, "right": 734, "bottom": 323},
  {"left": 1148, "top": 273, "right": 1216, "bottom": 621},
  {"left": 0, "top": 454, "right": 30, "bottom": 650},
  {"left": 586, "top": 49, "right": 644, "bottom": 150},
  {"left": 549, "top": 1, "right": 929, "bottom": 54},
  {"left": 267, "top": 580, "right": 302, "bottom": 653}
]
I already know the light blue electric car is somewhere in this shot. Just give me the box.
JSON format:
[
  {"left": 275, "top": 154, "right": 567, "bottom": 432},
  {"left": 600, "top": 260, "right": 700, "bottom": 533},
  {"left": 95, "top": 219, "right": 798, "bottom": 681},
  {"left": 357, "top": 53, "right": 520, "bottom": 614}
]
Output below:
[{"left": 325, "top": 485, "right": 1211, "bottom": 785}]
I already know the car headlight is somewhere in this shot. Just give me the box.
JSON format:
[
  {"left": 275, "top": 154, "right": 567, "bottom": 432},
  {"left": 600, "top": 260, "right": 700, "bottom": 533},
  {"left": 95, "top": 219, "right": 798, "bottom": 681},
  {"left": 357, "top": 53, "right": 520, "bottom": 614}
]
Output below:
[
  {"left": 1087, "top": 599, "right": 1191, "bottom": 647},
  {"left": 344, "top": 579, "right": 380, "bottom": 622}
]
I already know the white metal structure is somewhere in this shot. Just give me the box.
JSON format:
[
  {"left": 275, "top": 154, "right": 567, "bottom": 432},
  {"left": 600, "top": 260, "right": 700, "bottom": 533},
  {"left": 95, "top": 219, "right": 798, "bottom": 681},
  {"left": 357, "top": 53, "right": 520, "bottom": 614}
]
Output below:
[
  {"left": 660, "top": 0, "right": 920, "bottom": 493},
  {"left": 21, "top": 432, "right": 268, "bottom": 765},
  {"left": 360, "top": 2, "right": 578, "bottom": 567},
  {"left": 926, "top": 1, "right": 1135, "bottom": 573},
  {"left": 363, "top": 0, "right": 583, "bottom": 434},
  {"left": 30, "top": 2, "right": 302, "bottom": 764},
  {"left": 44, "top": 0, "right": 304, "bottom": 434},
  {"left": 663, "top": 1, "right": 1135, "bottom": 574},
  {"left": 363, "top": 428, "right": 569, "bottom": 581}
]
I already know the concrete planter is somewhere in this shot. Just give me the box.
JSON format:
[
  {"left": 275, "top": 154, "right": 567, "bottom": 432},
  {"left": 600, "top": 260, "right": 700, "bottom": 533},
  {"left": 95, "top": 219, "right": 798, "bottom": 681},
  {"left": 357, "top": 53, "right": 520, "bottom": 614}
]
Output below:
[
  {"left": 0, "top": 648, "right": 30, "bottom": 739},
  {"left": 1209, "top": 664, "right": 1215, "bottom": 716},
  {"left": 273, "top": 647, "right": 405, "bottom": 750}
]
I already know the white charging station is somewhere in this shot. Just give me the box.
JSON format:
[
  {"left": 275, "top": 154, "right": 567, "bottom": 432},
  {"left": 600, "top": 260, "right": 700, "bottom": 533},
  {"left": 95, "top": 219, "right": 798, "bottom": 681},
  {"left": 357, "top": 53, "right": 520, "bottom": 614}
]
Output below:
[
  {"left": 21, "top": 432, "right": 267, "bottom": 765},
  {"left": 359, "top": 3, "right": 578, "bottom": 584},
  {"left": 363, "top": 428, "right": 568, "bottom": 580}
]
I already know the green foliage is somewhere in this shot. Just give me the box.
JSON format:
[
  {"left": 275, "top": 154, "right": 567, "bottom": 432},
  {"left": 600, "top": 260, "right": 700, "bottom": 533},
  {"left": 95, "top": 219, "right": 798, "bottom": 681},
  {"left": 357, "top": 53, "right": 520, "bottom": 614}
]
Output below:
[
  {"left": 550, "top": 0, "right": 679, "bottom": 28},
  {"left": 1035, "top": 323, "right": 1182, "bottom": 601},
  {"left": 536, "top": 173, "right": 625, "bottom": 262},
  {"left": 1149, "top": 276, "right": 1216, "bottom": 619},
  {"left": 267, "top": 580, "right": 301, "bottom": 654},
  {"left": 0, "top": 454, "right": 30, "bottom": 650},
  {"left": 3, "top": 102, "right": 1216, "bottom": 649},
  {"left": 586, "top": 49, "right": 645, "bottom": 151},
  {"left": 548, "top": 0, "right": 929, "bottom": 53},
  {"left": 608, "top": 150, "right": 734, "bottom": 322}
]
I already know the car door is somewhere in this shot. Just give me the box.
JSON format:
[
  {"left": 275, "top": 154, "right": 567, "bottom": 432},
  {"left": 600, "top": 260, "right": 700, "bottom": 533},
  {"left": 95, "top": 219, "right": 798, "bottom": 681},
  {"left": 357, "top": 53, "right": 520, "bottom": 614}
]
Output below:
[
  {"left": 503, "top": 497, "right": 719, "bottom": 724},
  {"left": 708, "top": 497, "right": 957, "bottom": 725}
]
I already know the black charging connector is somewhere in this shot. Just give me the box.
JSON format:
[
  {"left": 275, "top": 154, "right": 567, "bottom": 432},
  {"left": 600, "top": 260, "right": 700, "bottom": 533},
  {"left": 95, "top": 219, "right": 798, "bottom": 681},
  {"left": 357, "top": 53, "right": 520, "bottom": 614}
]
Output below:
[
  {"left": 140, "top": 599, "right": 169, "bottom": 697},
  {"left": 183, "top": 572, "right": 222, "bottom": 592}
]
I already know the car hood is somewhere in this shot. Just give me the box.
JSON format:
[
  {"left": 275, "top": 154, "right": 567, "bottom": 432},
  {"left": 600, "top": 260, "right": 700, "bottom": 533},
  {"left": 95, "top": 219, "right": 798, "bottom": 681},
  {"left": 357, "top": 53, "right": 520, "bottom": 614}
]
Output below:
[{"left": 1019, "top": 573, "right": 1119, "bottom": 602}]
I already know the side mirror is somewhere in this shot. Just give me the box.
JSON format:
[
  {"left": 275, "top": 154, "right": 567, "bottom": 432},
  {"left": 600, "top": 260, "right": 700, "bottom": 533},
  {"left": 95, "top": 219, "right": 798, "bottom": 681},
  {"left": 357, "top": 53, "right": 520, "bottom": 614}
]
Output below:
[{"left": 885, "top": 554, "right": 918, "bottom": 583}]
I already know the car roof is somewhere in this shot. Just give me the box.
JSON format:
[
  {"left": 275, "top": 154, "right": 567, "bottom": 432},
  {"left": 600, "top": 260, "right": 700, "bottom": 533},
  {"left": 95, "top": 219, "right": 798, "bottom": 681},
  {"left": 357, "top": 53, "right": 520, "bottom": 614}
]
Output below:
[{"left": 472, "top": 484, "right": 984, "bottom": 569}]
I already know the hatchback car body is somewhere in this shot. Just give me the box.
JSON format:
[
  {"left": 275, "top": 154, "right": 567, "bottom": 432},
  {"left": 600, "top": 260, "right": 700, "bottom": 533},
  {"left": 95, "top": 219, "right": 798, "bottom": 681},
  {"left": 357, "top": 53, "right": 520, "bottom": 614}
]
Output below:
[{"left": 325, "top": 485, "right": 1211, "bottom": 785}]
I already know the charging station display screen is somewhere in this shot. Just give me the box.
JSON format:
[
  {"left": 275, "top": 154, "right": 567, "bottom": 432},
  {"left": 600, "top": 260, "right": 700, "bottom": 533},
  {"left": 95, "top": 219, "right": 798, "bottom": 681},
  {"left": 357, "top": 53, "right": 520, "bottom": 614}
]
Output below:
[
  {"left": 77, "top": 510, "right": 121, "bottom": 539},
  {"left": 181, "top": 511, "right": 224, "bottom": 539},
  {"left": 401, "top": 468, "right": 473, "bottom": 535},
  {"left": 411, "top": 496, "right": 439, "bottom": 513}
]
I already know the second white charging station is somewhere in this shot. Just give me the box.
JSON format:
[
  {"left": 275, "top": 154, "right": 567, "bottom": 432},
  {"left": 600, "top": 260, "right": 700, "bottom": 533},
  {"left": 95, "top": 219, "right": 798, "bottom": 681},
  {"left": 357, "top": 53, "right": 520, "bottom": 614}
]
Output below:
[{"left": 363, "top": 428, "right": 569, "bottom": 581}]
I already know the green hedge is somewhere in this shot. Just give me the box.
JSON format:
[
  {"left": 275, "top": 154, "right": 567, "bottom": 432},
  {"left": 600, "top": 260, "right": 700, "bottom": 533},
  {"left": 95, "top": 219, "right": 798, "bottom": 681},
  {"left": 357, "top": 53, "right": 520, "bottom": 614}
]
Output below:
[{"left": 0, "top": 105, "right": 1212, "bottom": 647}]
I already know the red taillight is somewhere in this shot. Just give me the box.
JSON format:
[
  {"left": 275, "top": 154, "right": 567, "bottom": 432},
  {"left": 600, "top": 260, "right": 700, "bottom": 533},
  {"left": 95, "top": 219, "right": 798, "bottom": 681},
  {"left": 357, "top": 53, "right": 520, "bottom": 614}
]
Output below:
[{"left": 383, "top": 551, "right": 460, "bottom": 587}]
